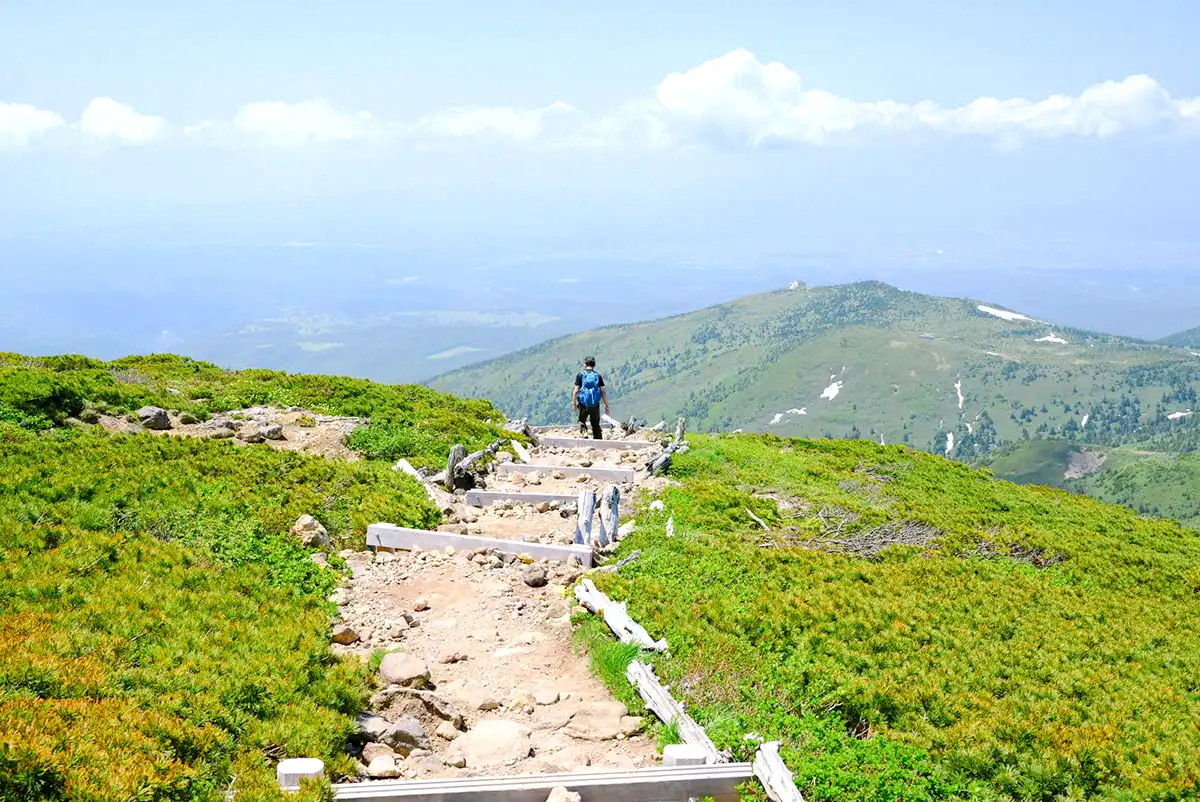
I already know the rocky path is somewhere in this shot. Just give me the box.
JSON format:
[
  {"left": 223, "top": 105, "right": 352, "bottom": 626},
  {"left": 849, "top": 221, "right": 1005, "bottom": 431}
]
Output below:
[{"left": 332, "top": 425, "right": 671, "bottom": 783}]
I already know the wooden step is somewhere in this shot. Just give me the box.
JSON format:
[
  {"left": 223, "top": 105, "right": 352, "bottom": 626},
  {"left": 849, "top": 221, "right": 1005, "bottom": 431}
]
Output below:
[
  {"left": 332, "top": 762, "right": 753, "bottom": 801},
  {"left": 366, "top": 523, "right": 592, "bottom": 567},
  {"left": 465, "top": 490, "right": 578, "bottom": 507},
  {"left": 495, "top": 463, "right": 636, "bottom": 483},
  {"left": 537, "top": 436, "right": 654, "bottom": 451}
]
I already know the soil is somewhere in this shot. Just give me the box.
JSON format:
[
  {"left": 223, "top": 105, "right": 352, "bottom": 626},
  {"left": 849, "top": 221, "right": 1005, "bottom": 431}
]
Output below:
[{"left": 98, "top": 405, "right": 365, "bottom": 461}]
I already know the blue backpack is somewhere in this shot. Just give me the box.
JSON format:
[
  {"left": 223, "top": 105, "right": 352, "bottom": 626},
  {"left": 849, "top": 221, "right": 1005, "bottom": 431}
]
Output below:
[{"left": 578, "top": 370, "right": 601, "bottom": 407}]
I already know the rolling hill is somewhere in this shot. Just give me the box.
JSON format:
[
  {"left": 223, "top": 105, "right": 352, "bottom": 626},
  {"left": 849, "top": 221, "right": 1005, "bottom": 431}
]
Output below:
[
  {"left": 1161, "top": 324, "right": 1200, "bottom": 350},
  {"left": 431, "top": 281, "right": 1200, "bottom": 459},
  {"left": 983, "top": 438, "right": 1200, "bottom": 529}
]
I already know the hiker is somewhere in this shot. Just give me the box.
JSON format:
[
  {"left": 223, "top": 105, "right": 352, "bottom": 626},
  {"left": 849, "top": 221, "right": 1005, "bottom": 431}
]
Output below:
[{"left": 572, "top": 356, "right": 609, "bottom": 439}]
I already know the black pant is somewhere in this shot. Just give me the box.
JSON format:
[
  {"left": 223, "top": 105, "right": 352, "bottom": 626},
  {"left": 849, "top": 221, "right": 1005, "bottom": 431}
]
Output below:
[{"left": 578, "top": 405, "right": 602, "bottom": 439}]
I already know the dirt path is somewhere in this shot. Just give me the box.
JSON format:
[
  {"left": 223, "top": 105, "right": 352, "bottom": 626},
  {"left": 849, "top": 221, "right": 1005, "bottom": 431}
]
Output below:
[{"left": 333, "top": 425, "right": 672, "bottom": 783}]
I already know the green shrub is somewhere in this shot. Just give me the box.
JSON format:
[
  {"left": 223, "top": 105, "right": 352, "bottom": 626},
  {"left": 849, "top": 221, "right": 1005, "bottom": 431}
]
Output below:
[
  {"left": 0, "top": 352, "right": 514, "bottom": 468},
  {"left": 0, "top": 422, "right": 442, "bottom": 799},
  {"left": 587, "top": 434, "right": 1200, "bottom": 801}
]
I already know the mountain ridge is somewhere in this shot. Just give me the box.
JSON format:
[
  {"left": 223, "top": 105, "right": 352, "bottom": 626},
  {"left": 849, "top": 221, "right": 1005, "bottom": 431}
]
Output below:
[{"left": 430, "top": 280, "right": 1199, "bottom": 458}]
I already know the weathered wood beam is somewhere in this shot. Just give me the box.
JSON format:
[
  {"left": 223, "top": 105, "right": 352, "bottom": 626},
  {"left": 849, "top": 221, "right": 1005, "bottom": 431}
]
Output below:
[
  {"left": 575, "top": 488, "right": 598, "bottom": 547},
  {"left": 444, "top": 444, "right": 466, "bottom": 491},
  {"left": 466, "top": 490, "right": 578, "bottom": 507},
  {"left": 367, "top": 523, "right": 592, "bottom": 566},
  {"left": 538, "top": 436, "right": 650, "bottom": 451},
  {"left": 510, "top": 439, "right": 533, "bottom": 464},
  {"left": 627, "top": 660, "right": 724, "bottom": 764},
  {"left": 496, "top": 463, "right": 635, "bottom": 483},
  {"left": 573, "top": 578, "right": 667, "bottom": 652},
  {"left": 753, "top": 742, "right": 804, "bottom": 802},
  {"left": 598, "top": 484, "right": 620, "bottom": 544},
  {"left": 331, "top": 762, "right": 753, "bottom": 801}
]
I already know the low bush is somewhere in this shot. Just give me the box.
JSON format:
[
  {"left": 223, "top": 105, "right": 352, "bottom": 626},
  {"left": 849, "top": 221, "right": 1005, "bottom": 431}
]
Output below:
[
  {"left": 0, "top": 422, "right": 441, "bottom": 800},
  {"left": 0, "top": 352, "right": 513, "bottom": 467},
  {"left": 589, "top": 434, "right": 1200, "bottom": 801}
]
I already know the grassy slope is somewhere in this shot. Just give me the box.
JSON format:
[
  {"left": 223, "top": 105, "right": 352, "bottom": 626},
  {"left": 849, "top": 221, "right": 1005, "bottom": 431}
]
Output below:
[
  {"left": 590, "top": 434, "right": 1200, "bottom": 801},
  {"left": 0, "top": 354, "right": 512, "bottom": 801},
  {"left": 429, "top": 282, "right": 1200, "bottom": 457}
]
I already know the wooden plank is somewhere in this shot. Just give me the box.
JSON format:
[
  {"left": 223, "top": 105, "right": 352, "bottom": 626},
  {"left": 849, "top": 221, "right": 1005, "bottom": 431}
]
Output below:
[
  {"left": 532, "top": 423, "right": 615, "bottom": 432},
  {"left": 626, "top": 660, "right": 723, "bottom": 763},
  {"left": 574, "top": 579, "right": 667, "bottom": 652},
  {"left": 495, "top": 463, "right": 635, "bottom": 483},
  {"left": 510, "top": 439, "right": 533, "bottom": 464},
  {"left": 575, "top": 489, "right": 597, "bottom": 547},
  {"left": 466, "top": 490, "right": 577, "bottom": 507},
  {"left": 444, "top": 444, "right": 466, "bottom": 490},
  {"left": 538, "top": 436, "right": 651, "bottom": 451},
  {"left": 367, "top": 523, "right": 592, "bottom": 567},
  {"left": 753, "top": 742, "right": 805, "bottom": 802},
  {"left": 332, "top": 762, "right": 753, "bottom": 802},
  {"left": 598, "top": 484, "right": 620, "bottom": 544}
]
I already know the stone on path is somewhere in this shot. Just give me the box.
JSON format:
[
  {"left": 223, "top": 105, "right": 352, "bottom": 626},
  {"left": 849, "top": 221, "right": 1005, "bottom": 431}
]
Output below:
[
  {"left": 435, "top": 721, "right": 461, "bottom": 741},
  {"left": 445, "top": 719, "right": 533, "bottom": 768},
  {"left": 261, "top": 423, "right": 285, "bottom": 440},
  {"left": 562, "top": 700, "right": 633, "bottom": 741},
  {"left": 381, "top": 716, "right": 430, "bottom": 755},
  {"left": 521, "top": 564, "right": 548, "bottom": 588},
  {"left": 362, "top": 742, "right": 395, "bottom": 763},
  {"left": 533, "top": 688, "right": 560, "bottom": 706},
  {"left": 331, "top": 623, "right": 359, "bottom": 645},
  {"left": 379, "top": 653, "right": 431, "bottom": 688},
  {"left": 137, "top": 406, "right": 171, "bottom": 430},
  {"left": 290, "top": 514, "right": 329, "bottom": 548},
  {"left": 546, "top": 788, "right": 582, "bottom": 802},
  {"left": 366, "top": 754, "right": 400, "bottom": 778}
]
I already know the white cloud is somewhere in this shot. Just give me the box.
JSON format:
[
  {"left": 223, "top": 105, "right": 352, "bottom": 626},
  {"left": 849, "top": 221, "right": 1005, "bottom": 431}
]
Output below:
[
  {"left": 5, "top": 51, "right": 1200, "bottom": 152},
  {"left": 223, "top": 100, "right": 383, "bottom": 145},
  {"left": 642, "top": 50, "right": 1196, "bottom": 147},
  {"left": 409, "top": 101, "right": 582, "bottom": 142},
  {"left": 0, "top": 102, "right": 65, "bottom": 147},
  {"left": 79, "top": 97, "right": 167, "bottom": 143}
]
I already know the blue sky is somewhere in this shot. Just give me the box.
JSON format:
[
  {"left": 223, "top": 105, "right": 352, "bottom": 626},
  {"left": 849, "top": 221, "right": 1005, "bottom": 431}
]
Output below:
[{"left": 3, "top": 1, "right": 1200, "bottom": 254}]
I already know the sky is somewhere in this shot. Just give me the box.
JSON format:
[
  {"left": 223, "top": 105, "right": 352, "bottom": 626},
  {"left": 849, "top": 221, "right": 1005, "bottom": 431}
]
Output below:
[{"left": 2, "top": 1, "right": 1200, "bottom": 352}]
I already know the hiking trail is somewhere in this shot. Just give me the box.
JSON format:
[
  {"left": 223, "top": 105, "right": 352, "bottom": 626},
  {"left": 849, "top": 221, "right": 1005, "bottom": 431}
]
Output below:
[{"left": 332, "top": 423, "right": 673, "bottom": 783}]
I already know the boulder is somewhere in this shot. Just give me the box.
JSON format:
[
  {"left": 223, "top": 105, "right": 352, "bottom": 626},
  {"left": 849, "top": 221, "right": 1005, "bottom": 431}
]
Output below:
[
  {"left": 546, "top": 788, "right": 582, "bottom": 802},
  {"left": 137, "top": 406, "right": 171, "bottom": 430},
  {"left": 381, "top": 716, "right": 430, "bottom": 755},
  {"left": 445, "top": 720, "right": 533, "bottom": 768},
  {"left": 533, "top": 689, "right": 560, "bottom": 706},
  {"left": 366, "top": 755, "right": 400, "bottom": 779},
  {"left": 178, "top": 412, "right": 199, "bottom": 425},
  {"left": 562, "top": 700, "right": 630, "bottom": 741},
  {"left": 290, "top": 515, "right": 329, "bottom": 549},
  {"left": 436, "top": 721, "right": 461, "bottom": 741},
  {"left": 521, "top": 565, "right": 548, "bottom": 588},
  {"left": 362, "top": 742, "right": 396, "bottom": 763},
  {"left": 379, "top": 653, "right": 431, "bottom": 688},
  {"left": 356, "top": 713, "right": 393, "bottom": 743},
  {"left": 331, "top": 624, "right": 359, "bottom": 645},
  {"left": 237, "top": 426, "right": 265, "bottom": 443},
  {"left": 209, "top": 429, "right": 235, "bottom": 439},
  {"left": 261, "top": 424, "right": 285, "bottom": 440}
]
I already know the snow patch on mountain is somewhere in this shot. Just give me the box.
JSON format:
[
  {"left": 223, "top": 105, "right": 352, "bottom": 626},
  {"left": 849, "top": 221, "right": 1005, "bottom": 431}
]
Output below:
[
  {"left": 945, "top": 432, "right": 955, "bottom": 456},
  {"left": 977, "top": 305, "right": 1033, "bottom": 322},
  {"left": 820, "top": 381, "right": 843, "bottom": 401},
  {"left": 1036, "top": 333, "right": 1069, "bottom": 344},
  {"left": 954, "top": 379, "right": 964, "bottom": 410},
  {"left": 786, "top": 408, "right": 807, "bottom": 415},
  {"left": 1167, "top": 410, "right": 1194, "bottom": 421},
  {"left": 1081, "top": 414, "right": 1090, "bottom": 428}
]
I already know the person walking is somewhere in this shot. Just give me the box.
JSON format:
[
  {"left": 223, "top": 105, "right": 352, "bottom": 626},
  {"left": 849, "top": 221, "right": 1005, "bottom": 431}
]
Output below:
[{"left": 572, "top": 356, "right": 609, "bottom": 439}]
